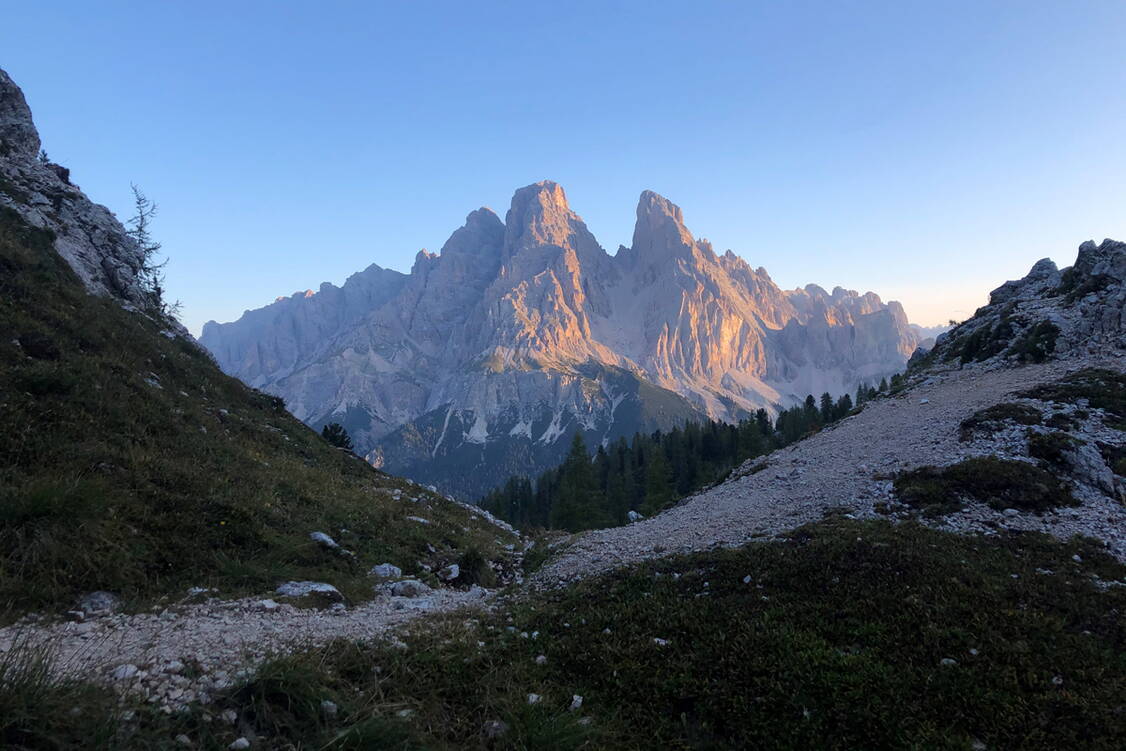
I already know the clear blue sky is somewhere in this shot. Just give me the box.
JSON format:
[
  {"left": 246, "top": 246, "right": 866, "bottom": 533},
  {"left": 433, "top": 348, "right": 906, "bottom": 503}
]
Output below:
[{"left": 4, "top": 1, "right": 1124, "bottom": 335}]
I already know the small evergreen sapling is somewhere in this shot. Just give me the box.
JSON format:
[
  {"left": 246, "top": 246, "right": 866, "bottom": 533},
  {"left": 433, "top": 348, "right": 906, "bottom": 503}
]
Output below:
[{"left": 321, "top": 422, "right": 353, "bottom": 451}]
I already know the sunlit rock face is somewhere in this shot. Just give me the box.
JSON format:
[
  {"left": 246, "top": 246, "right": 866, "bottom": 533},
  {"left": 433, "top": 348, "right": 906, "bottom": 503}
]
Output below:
[{"left": 201, "top": 181, "right": 922, "bottom": 497}]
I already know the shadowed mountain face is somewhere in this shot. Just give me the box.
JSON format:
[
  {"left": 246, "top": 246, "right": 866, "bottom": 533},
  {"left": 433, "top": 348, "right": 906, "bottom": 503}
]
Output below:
[{"left": 201, "top": 181, "right": 921, "bottom": 497}]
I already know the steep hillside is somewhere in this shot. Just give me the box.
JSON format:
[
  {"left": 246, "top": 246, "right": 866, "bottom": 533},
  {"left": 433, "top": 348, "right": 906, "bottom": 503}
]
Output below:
[
  {"left": 0, "top": 70, "right": 517, "bottom": 616},
  {"left": 202, "top": 182, "right": 921, "bottom": 496}
]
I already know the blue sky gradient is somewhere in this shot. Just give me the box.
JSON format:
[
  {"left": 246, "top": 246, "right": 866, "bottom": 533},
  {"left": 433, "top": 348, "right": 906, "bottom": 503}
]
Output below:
[{"left": 3, "top": 1, "right": 1124, "bottom": 334}]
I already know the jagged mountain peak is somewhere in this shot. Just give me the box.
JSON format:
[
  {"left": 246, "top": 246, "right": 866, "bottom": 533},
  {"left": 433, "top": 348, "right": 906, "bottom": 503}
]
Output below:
[
  {"left": 201, "top": 180, "right": 925, "bottom": 496},
  {"left": 631, "top": 189, "right": 695, "bottom": 263}
]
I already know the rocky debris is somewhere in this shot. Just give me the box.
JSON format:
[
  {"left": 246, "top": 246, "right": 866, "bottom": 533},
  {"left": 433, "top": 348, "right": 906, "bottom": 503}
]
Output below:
[
  {"left": 438, "top": 564, "right": 460, "bottom": 582},
  {"left": 77, "top": 591, "right": 120, "bottom": 617},
  {"left": 369, "top": 563, "right": 403, "bottom": 579},
  {"left": 627, "top": 510, "right": 645, "bottom": 523},
  {"left": 532, "top": 356, "right": 1126, "bottom": 588},
  {"left": 275, "top": 582, "right": 343, "bottom": 602}
]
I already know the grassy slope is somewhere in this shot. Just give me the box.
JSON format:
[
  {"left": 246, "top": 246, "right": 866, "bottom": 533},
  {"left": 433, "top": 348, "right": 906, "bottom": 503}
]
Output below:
[
  {"left": 7, "top": 518, "right": 1124, "bottom": 749},
  {"left": 0, "top": 207, "right": 517, "bottom": 615}
]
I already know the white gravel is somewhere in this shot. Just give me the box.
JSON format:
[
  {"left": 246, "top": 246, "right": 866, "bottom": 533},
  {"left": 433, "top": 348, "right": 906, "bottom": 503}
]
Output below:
[{"left": 0, "top": 587, "right": 493, "bottom": 712}]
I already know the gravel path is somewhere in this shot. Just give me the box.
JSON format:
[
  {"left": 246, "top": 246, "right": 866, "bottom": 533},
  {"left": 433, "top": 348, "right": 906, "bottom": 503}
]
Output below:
[
  {"left": 533, "top": 355, "right": 1126, "bottom": 587},
  {"left": 0, "top": 588, "right": 493, "bottom": 711}
]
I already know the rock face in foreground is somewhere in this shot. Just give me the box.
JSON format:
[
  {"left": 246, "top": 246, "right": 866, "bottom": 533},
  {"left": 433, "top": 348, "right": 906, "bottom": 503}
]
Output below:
[
  {"left": 0, "top": 68, "right": 154, "bottom": 309},
  {"left": 202, "top": 182, "right": 924, "bottom": 497},
  {"left": 923, "top": 240, "right": 1126, "bottom": 367}
]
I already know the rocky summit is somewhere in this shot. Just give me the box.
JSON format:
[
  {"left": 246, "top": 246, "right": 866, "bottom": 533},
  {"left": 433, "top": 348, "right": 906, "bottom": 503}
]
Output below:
[{"left": 201, "top": 182, "right": 922, "bottom": 496}]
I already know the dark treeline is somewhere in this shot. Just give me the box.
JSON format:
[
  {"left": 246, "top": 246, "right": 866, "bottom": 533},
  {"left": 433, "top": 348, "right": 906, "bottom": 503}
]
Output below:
[{"left": 480, "top": 378, "right": 899, "bottom": 532}]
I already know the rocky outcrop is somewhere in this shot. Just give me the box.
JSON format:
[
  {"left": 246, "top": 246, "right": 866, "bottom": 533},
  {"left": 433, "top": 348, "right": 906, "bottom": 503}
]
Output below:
[
  {"left": 924, "top": 239, "right": 1126, "bottom": 367},
  {"left": 202, "top": 181, "right": 922, "bottom": 496},
  {"left": 0, "top": 68, "right": 157, "bottom": 310}
]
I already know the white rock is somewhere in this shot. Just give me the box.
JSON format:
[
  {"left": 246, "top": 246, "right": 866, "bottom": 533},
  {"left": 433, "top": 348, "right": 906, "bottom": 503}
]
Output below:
[
  {"left": 321, "top": 699, "right": 338, "bottom": 716},
  {"left": 534, "top": 655, "right": 547, "bottom": 665},
  {"left": 527, "top": 693, "right": 542, "bottom": 705},
  {"left": 309, "top": 531, "right": 340, "bottom": 549},
  {"left": 653, "top": 638, "right": 670, "bottom": 647},
  {"left": 627, "top": 510, "right": 645, "bottom": 523},
  {"left": 228, "top": 739, "right": 250, "bottom": 750},
  {"left": 438, "top": 564, "right": 460, "bottom": 581},
  {"left": 112, "top": 664, "right": 139, "bottom": 681},
  {"left": 370, "top": 563, "right": 403, "bottom": 579},
  {"left": 275, "top": 581, "right": 343, "bottom": 601},
  {"left": 570, "top": 695, "right": 583, "bottom": 711}
]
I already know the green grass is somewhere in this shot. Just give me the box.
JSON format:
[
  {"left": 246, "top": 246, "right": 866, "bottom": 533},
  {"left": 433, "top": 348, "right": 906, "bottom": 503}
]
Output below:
[
  {"left": 959, "top": 402, "right": 1042, "bottom": 441},
  {"left": 14, "top": 519, "right": 1123, "bottom": 749},
  {"left": 894, "top": 457, "right": 1079, "bottom": 516},
  {"left": 0, "top": 207, "right": 517, "bottom": 617}
]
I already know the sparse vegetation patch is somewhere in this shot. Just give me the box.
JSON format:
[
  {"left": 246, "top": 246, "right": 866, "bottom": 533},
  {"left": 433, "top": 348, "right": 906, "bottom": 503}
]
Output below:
[
  {"left": 1020, "top": 368, "right": 1126, "bottom": 426},
  {"left": 894, "top": 457, "right": 1078, "bottom": 515},
  {"left": 959, "top": 402, "right": 1042, "bottom": 441}
]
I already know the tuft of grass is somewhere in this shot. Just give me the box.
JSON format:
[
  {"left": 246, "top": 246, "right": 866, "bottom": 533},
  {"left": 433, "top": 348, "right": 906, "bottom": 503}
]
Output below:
[
  {"left": 960, "top": 402, "right": 1043, "bottom": 441},
  {"left": 894, "top": 457, "right": 1079, "bottom": 515},
  {"left": 61, "top": 519, "right": 1126, "bottom": 750},
  {"left": 0, "top": 639, "right": 120, "bottom": 749},
  {"left": 0, "top": 206, "right": 518, "bottom": 617}
]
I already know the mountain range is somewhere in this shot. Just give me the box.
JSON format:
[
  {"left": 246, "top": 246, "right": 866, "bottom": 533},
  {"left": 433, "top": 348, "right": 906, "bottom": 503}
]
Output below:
[{"left": 200, "top": 182, "right": 925, "bottom": 496}]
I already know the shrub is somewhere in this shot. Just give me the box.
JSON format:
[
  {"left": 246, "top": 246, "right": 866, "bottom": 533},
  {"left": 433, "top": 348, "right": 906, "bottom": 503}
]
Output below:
[
  {"left": 1027, "top": 431, "right": 1082, "bottom": 469},
  {"left": 1007, "top": 321, "right": 1060, "bottom": 363}
]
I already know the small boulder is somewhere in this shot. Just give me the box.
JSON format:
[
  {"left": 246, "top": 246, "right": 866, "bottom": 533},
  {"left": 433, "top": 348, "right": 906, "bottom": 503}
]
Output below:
[
  {"left": 275, "top": 581, "right": 343, "bottom": 602},
  {"left": 438, "top": 564, "right": 460, "bottom": 582},
  {"left": 321, "top": 699, "right": 338, "bottom": 716},
  {"left": 370, "top": 563, "right": 403, "bottom": 579},
  {"left": 627, "top": 510, "right": 645, "bottom": 523},
  {"left": 309, "top": 531, "right": 340, "bottom": 550},
  {"left": 389, "top": 579, "right": 432, "bottom": 598},
  {"left": 254, "top": 599, "right": 280, "bottom": 612},
  {"left": 570, "top": 695, "right": 583, "bottom": 711},
  {"left": 112, "top": 664, "right": 139, "bottom": 681},
  {"left": 77, "top": 591, "right": 120, "bottom": 617},
  {"left": 228, "top": 739, "right": 250, "bottom": 750}
]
